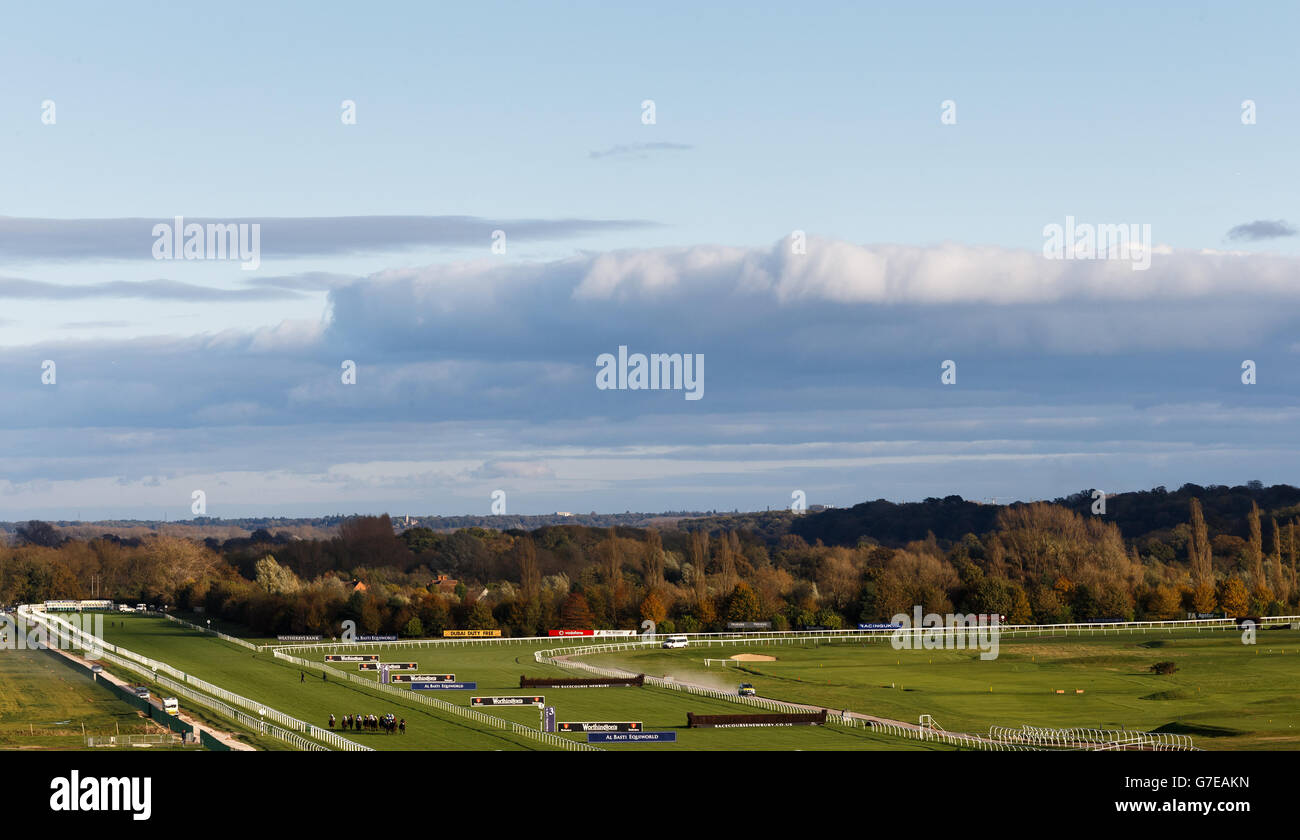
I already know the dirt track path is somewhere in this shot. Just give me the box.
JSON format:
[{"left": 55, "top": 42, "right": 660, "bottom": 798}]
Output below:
[{"left": 552, "top": 651, "right": 957, "bottom": 736}]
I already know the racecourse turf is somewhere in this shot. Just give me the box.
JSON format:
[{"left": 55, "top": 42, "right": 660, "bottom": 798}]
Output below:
[
  {"left": 0, "top": 647, "right": 175, "bottom": 749},
  {"left": 97, "top": 617, "right": 1300, "bottom": 750},
  {"left": 97, "top": 617, "right": 942, "bottom": 750},
  {"left": 583, "top": 628, "right": 1300, "bottom": 750}
]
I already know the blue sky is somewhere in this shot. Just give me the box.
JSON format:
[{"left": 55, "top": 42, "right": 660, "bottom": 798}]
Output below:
[{"left": 1, "top": 1, "right": 1298, "bottom": 519}]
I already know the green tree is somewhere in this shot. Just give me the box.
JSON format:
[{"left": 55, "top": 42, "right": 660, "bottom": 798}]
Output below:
[
  {"left": 420, "top": 601, "right": 451, "bottom": 635},
  {"left": 466, "top": 600, "right": 498, "bottom": 630},
  {"left": 399, "top": 527, "right": 440, "bottom": 554},
  {"left": 814, "top": 607, "right": 844, "bottom": 629},
  {"left": 725, "top": 582, "right": 762, "bottom": 623}
]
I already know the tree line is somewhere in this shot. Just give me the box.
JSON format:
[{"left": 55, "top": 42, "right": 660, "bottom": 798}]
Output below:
[{"left": 2, "top": 485, "right": 1297, "bottom": 638}]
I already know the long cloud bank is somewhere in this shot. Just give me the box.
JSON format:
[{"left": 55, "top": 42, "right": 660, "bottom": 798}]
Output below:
[
  {"left": 1, "top": 237, "right": 1297, "bottom": 515},
  {"left": 0, "top": 215, "right": 652, "bottom": 262}
]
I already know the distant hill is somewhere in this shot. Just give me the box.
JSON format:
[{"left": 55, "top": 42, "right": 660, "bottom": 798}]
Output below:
[
  {"left": 686, "top": 483, "right": 1300, "bottom": 548},
  {"left": 0, "top": 510, "right": 714, "bottom": 541},
  {"left": 4, "top": 483, "right": 1297, "bottom": 549}
]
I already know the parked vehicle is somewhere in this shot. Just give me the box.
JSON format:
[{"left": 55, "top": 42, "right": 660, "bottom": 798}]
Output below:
[
  {"left": 738, "top": 683, "right": 756, "bottom": 697},
  {"left": 662, "top": 634, "right": 689, "bottom": 649}
]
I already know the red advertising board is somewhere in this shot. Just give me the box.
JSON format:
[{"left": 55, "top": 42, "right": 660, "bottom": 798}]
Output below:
[{"left": 548, "top": 629, "right": 595, "bottom": 637}]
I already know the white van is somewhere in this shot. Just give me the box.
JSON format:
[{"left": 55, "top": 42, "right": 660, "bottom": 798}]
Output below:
[{"left": 662, "top": 634, "right": 689, "bottom": 649}]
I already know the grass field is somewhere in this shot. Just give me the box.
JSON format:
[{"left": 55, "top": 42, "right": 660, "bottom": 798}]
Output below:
[
  {"left": 95, "top": 617, "right": 1300, "bottom": 750},
  {"left": 0, "top": 648, "right": 174, "bottom": 750},
  {"left": 99, "top": 617, "right": 940, "bottom": 750},
  {"left": 583, "top": 628, "right": 1300, "bottom": 750}
]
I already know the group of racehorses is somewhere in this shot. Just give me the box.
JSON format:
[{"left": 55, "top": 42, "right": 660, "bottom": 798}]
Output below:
[{"left": 329, "top": 713, "right": 405, "bottom": 734}]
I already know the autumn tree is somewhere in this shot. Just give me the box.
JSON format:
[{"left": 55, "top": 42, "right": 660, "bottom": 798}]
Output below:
[
  {"left": 816, "top": 547, "right": 860, "bottom": 611},
  {"left": 1216, "top": 576, "right": 1250, "bottom": 617},
  {"left": 1007, "top": 583, "right": 1033, "bottom": 625},
  {"left": 560, "top": 592, "right": 595, "bottom": 630},
  {"left": 255, "top": 555, "right": 300, "bottom": 595},
  {"left": 517, "top": 537, "right": 541, "bottom": 603},
  {"left": 689, "top": 530, "right": 710, "bottom": 608},
  {"left": 1188, "top": 499, "right": 1213, "bottom": 586},
  {"left": 1289, "top": 520, "right": 1298, "bottom": 602},
  {"left": 641, "top": 529, "right": 665, "bottom": 594},
  {"left": 597, "top": 528, "right": 625, "bottom": 622},
  {"left": 1246, "top": 501, "right": 1265, "bottom": 586},
  {"left": 640, "top": 591, "right": 667, "bottom": 625},
  {"left": 1191, "top": 582, "right": 1217, "bottom": 615},
  {"left": 716, "top": 530, "right": 741, "bottom": 594},
  {"left": 1268, "top": 517, "right": 1290, "bottom": 603},
  {"left": 339, "top": 515, "right": 407, "bottom": 569},
  {"left": 1144, "top": 584, "right": 1182, "bottom": 620}
]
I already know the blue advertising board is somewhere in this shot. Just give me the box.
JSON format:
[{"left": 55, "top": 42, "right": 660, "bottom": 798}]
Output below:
[
  {"left": 410, "top": 682, "right": 476, "bottom": 690},
  {"left": 587, "top": 731, "right": 676, "bottom": 743}
]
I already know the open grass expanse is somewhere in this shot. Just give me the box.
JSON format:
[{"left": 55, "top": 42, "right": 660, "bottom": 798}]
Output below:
[
  {"left": 101, "top": 617, "right": 940, "bottom": 750},
  {"left": 99, "top": 617, "right": 550, "bottom": 750},
  {"left": 99, "top": 616, "right": 1300, "bottom": 750},
  {"left": 0, "top": 648, "right": 173, "bottom": 750},
  {"left": 584, "top": 628, "right": 1300, "bottom": 750}
]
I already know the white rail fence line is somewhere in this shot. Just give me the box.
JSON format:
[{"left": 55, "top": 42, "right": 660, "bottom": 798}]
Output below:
[
  {"left": 153, "top": 674, "right": 330, "bottom": 751},
  {"left": 854, "top": 719, "right": 1039, "bottom": 750},
  {"left": 267, "top": 614, "right": 1299, "bottom": 654},
  {"left": 163, "top": 613, "right": 258, "bottom": 651},
  {"left": 37, "top": 606, "right": 588, "bottom": 752},
  {"left": 62, "top": 641, "right": 331, "bottom": 752},
  {"left": 270, "top": 649, "right": 602, "bottom": 752},
  {"left": 988, "top": 724, "right": 1197, "bottom": 751},
  {"left": 25, "top": 608, "right": 370, "bottom": 752}
]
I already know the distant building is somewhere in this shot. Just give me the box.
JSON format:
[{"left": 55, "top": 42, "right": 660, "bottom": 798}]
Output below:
[
  {"left": 432, "top": 574, "right": 460, "bottom": 595},
  {"left": 555, "top": 511, "right": 574, "bottom": 517},
  {"left": 351, "top": 581, "right": 368, "bottom": 593}
]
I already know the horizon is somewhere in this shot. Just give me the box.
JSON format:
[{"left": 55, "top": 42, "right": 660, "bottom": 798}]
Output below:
[{"left": 5, "top": 479, "right": 1290, "bottom": 526}]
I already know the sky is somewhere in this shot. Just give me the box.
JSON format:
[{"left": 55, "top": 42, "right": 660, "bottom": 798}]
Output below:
[{"left": 1, "top": 1, "right": 1298, "bottom": 519}]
